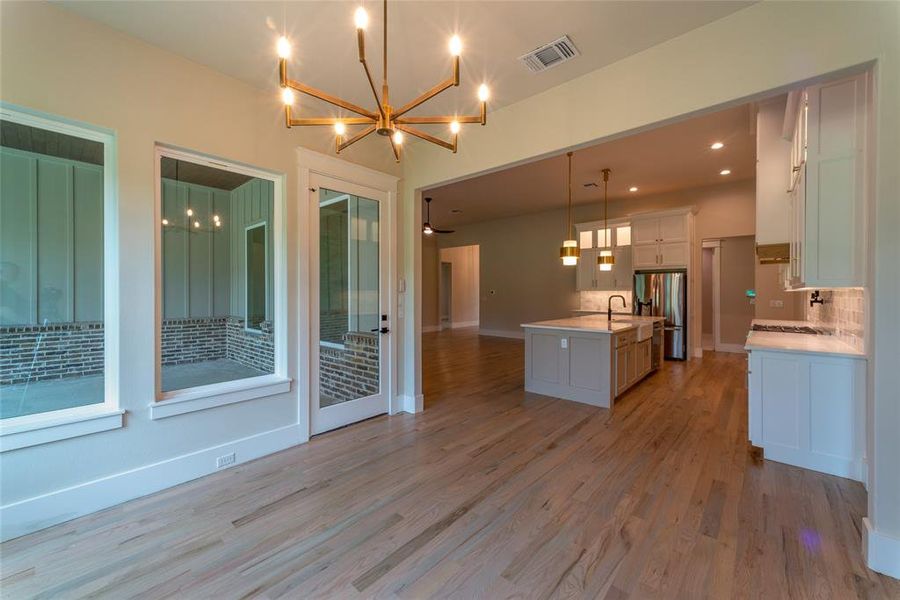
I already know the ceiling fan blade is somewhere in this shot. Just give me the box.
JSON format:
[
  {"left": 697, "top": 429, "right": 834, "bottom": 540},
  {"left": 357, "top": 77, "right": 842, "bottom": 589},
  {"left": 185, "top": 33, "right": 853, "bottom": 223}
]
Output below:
[{"left": 433, "top": 228, "right": 455, "bottom": 234}]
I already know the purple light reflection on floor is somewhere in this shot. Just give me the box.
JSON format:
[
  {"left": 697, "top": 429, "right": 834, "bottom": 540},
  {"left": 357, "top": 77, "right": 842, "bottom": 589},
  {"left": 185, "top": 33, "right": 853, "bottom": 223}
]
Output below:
[{"left": 800, "top": 528, "right": 822, "bottom": 553}]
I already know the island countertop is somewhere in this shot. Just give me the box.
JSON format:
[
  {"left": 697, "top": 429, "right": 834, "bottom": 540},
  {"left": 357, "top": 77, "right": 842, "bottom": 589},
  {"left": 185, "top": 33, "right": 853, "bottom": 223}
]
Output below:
[{"left": 521, "top": 314, "right": 664, "bottom": 334}]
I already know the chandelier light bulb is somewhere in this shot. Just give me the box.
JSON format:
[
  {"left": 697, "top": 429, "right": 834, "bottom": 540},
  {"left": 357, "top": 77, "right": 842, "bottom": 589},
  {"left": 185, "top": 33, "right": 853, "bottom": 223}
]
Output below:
[
  {"left": 193, "top": 221, "right": 200, "bottom": 229},
  {"left": 213, "top": 214, "right": 220, "bottom": 222},
  {"left": 629, "top": 186, "right": 638, "bottom": 192},
  {"left": 215, "top": 221, "right": 222, "bottom": 227},
  {"left": 478, "top": 84, "right": 489, "bottom": 102},
  {"left": 276, "top": 36, "right": 291, "bottom": 59},
  {"left": 450, "top": 120, "right": 461, "bottom": 134},
  {"left": 281, "top": 88, "right": 295, "bottom": 106},
  {"left": 720, "top": 169, "right": 731, "bottom": 176},
  {"left": 710, "top": 141, "right": 724, "bottom": 150},
  {"left": 161, "top": 218, "right": 169, "bottom": 226},
  {"left": 354, "top": 7, "right": 368, "bottom": 29},
  {"left": 186, "top": 208, "right": 193, "bottom": 217},
  {"left": 423, "top": 224, "right": 434, "bottom": 235},
  {"left": 392, "top": 131, "right": 404, "bottom": 144},
  {"left": 334, "top": 121, "right": 347, "bottom": 136},
  {"left": 449, "top": 35, "right": 462, "bottom": 56}
]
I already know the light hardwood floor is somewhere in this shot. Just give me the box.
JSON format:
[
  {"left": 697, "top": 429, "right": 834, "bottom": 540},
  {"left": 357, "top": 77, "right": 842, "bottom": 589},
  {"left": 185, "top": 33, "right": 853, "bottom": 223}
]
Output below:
[{"left": 1, "top": 329, "right": 897, "bottom": 598}]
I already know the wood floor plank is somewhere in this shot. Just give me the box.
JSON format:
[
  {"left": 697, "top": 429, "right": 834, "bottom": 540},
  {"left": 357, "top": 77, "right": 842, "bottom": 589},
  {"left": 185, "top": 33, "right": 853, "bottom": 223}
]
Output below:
[{"left": 1, "top": 329, "right": 897, "bottom": 599}]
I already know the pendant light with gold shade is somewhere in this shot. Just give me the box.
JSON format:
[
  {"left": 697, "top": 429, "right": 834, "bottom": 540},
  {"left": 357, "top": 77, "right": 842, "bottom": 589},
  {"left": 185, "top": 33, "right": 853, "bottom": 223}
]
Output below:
[
  {"left": 559, "top": 152, "right": 579, "bottom": 266},
  {"left": 597, "top": 168, "right": 615, "bottom": 271}
]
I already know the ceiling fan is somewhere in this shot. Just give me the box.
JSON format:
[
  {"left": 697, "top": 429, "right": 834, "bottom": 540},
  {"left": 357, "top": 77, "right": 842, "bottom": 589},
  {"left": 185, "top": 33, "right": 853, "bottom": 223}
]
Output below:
[{"left": 422, "top": 197, "right": 455, "bottom": 235}]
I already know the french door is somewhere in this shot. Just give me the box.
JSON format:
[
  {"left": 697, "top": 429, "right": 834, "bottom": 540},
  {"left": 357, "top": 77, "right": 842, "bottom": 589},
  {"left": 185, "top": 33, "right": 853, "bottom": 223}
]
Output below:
[{"left": 310, "top": 173, "right": 389, "bottom": 434}]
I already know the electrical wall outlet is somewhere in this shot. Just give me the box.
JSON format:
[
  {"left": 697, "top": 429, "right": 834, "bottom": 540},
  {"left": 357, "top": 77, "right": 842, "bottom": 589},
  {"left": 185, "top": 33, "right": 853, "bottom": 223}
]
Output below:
[
  {"left": 769, "top": 299, "right": 784, "bottom": 308},
  {"left": 216, "top": 452, "right": 236, "bottom": 469}
]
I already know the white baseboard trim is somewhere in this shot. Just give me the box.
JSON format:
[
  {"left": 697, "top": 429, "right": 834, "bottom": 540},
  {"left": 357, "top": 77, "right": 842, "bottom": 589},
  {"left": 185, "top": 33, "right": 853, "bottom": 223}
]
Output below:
[
  {"left": 0, "top": 423, "right": 303, "bottom": 542},
  {"left": 422, "top": 325, "right": 440, "bottom": 333},
  {"left": 451, "top": 320, "right": 479, "bottom": 329},
  {"left": 714, "top": 343, "right": 747, "bottom": 354},
  {"left": 396, "top": 394, "right": 423, "bottom": 414},
  {"left": 478, "top": 328, "right": 525, "bottom": 340},
  {"left": 864, "top": 517, "right": 900, "bottom": 579}
]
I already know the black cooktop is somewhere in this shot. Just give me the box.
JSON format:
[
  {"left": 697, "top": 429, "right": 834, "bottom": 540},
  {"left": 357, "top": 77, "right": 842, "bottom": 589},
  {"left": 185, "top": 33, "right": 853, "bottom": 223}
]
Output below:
[{"left": 751, "top": 324, "right": 824, "bottom": 335}]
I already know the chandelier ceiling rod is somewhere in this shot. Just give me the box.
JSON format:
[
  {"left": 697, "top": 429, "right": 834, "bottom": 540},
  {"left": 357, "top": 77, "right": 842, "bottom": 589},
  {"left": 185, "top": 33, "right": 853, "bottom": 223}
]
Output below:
[{"left": 277, "top": 0, "right": 489, "bottom": 162}]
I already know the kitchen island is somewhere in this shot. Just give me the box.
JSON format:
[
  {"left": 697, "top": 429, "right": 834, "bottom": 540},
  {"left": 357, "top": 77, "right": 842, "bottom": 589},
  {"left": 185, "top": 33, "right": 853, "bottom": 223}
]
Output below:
[{"left": 521, "top": 315, "right": 663, "bottom": 408}]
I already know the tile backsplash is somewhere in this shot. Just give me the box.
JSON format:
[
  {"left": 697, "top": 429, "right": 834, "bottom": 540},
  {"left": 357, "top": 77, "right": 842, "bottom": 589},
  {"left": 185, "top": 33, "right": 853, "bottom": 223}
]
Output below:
[
  {"left": 580, "top": 290, "right": 634, "bottom": 313},
  {"left": 805, "top": 288, "right": 866, "bottom": 353}
]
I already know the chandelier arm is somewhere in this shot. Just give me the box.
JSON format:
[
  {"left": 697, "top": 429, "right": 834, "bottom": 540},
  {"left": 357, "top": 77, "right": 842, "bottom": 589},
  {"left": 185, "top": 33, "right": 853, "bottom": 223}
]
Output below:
[
  {"left": 392, "top": 64, "right": 460, "bottom": 119},
  {"left": 395, "top": 124, "right": 457, "bottom": 152},
  {"left": 396, "top": 113, "right": 483, "bottom": 125},
  {"left": 285, "top": 79, "right": 377, "bottom": 119},
  {"left": 388, "top": 134, "right": 401, "bottom": 163},
  {"left": 337, "top": 124, "right": 377, "bottom": 153},
  {"left": 357, "top": 31, "right": 386, "bottom": 119},
  {"left": 290, "top": 117, "right": 374, "bottom": 126}
]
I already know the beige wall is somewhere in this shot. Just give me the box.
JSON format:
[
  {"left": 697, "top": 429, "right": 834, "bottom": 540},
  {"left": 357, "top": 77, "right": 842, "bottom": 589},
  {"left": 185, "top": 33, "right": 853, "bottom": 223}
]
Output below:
[
  {"left": 433, "top": 210, "right": 579, "bottom": 335},
  {"left": 0, "top": 1, "right": 398, "bottom": 510},
  {"left": 421, "top": 235, "right": 439, "bottom": 329},
  {"left": 438, "top": 245, "right": 480, "bottom": 327},
  {"left": 754, "top": 263, "right": 805, "bottom": 321},
  {"left": 718, "top": 236, "right": 756, "bottom": 345},
  {"left": 400, "top": 1, "right": 898, "bottom": 562},
  {"left": 702, "top": 248, "right": 714, "bottom": 336}
]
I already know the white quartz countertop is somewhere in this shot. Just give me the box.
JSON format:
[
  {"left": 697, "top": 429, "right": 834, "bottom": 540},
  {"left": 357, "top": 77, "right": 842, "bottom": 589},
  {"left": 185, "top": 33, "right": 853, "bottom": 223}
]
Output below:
[
  {"left": 744, "top": 319, "right": 865, "bottom": 358},
  {"left": 522, "top": 314, "right": 664, "bottom": 334}
]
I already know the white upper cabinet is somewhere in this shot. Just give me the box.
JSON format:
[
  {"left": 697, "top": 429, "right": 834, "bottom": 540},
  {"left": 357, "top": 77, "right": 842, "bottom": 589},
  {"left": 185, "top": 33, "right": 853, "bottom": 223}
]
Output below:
[
  {"left": 631, "top": 210, "right": 692, "bottom": 269},
  {"left": 787, "top": 72, "right": 869, "bottom": 289},
  {"left": 574, "top": 220, "right": 633, "bottom": 291}
]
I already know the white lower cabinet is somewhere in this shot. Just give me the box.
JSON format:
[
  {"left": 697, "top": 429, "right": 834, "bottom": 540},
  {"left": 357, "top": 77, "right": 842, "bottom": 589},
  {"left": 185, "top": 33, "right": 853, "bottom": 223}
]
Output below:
[{"left": 747, "top": 349, "right": 865, "bottom": 481}]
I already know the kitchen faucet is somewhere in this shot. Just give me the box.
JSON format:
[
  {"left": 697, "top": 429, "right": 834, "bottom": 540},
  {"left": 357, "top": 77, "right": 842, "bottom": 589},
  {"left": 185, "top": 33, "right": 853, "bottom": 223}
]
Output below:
[{"left": 607, "top": 294, "right": 627, "bottom": 321}]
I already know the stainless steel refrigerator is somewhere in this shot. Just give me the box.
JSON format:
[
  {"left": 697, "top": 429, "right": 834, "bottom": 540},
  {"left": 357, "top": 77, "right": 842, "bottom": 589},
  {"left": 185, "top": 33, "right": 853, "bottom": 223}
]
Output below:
[{"left": 633, "top": 270, "right": 687, "bottom": 360}]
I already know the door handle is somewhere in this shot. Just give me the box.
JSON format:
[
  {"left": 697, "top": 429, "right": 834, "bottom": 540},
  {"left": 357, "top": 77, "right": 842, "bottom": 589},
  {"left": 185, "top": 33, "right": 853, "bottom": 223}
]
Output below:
[{"left": 370, "top": 327, "right": 390, "bottom": 334}]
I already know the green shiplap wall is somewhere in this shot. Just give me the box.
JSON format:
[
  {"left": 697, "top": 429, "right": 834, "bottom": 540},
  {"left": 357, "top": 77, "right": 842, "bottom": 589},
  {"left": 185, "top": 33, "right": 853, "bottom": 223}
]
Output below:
[
  {"left": 161, "top": 177, "right": 272, "bottom": 321},
  {"left": 0, "top": 147, "right": 103, "bottom": 326},
  {"left": 229, "top": 178, "right": 274, "bottom": 321},
  {"left": 161, "top": 179, "right": 231, "bottom": 319}
]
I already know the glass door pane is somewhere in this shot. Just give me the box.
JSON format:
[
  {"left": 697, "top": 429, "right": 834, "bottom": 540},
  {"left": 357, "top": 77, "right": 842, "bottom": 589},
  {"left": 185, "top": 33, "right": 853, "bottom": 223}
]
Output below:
[{"left": 318, "top": 188, "right": 380, "bottom": 409}]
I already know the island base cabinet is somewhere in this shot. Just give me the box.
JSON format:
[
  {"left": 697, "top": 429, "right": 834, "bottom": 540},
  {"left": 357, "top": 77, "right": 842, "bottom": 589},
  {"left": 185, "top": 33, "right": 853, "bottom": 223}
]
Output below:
[{"left": 748, "top": 349, "right": 865, "bottom": 481}]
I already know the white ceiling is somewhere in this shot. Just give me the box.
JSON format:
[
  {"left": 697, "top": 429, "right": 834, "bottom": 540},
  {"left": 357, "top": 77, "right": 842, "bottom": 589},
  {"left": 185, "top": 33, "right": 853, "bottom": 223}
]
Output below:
[
  {"left": 424, "top": 101, "right": 758, "bottom": 228},
  {"left": 53, "top": 1, "right": 754, "bottom": 131}
]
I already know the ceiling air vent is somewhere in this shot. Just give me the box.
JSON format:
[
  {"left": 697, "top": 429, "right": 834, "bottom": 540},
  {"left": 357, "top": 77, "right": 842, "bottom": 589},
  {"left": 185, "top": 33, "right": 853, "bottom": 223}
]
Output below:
[{"left": 519, "top": 36, "right": 580, "bottom": 73}]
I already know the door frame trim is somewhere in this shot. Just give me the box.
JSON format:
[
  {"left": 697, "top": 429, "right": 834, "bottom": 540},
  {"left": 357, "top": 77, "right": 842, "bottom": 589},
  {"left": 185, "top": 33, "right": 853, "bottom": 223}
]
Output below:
[{"left": 295, "top": 149, "right": 400, "bottom": 439}]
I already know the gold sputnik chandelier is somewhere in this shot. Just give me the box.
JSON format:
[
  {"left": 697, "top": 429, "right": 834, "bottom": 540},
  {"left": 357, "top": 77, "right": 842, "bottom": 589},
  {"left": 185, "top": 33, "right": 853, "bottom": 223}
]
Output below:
[{"left": 276, "top": 0, "right": 489, "bottom": 162}]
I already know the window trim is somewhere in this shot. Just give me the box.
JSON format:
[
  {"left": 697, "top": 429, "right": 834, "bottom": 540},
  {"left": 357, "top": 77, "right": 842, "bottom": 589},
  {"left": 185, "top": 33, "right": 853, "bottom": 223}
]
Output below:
[
  {"left": 244, "top": 222, "right": 268, "bottom": 333},
  {"left": 153, "top": 145, "right": 289, "bottom": 412},
  {"left": 0, "top": 103, "right": 121, "bottom": 451}
]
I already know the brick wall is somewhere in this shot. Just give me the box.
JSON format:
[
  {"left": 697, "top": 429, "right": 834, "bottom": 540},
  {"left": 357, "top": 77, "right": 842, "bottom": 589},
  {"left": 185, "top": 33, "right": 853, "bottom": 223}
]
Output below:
[
  {"left": 226, "top": 317, "right": 275, "bottom": 373},
  {"left": 0, "top": 322, "right": 103, "bottom": 385},
  {"left": 2, "top": 316, "right": 277, "bottom": 387},
  {"left": 320, "top": 332, "right": 379, "bottom": 403},
  {"left": 161, "top": 317, "right": 227, "bottom": 366},
  {"left": 320, "top": 310, "right": 348, "bottom": 345}
]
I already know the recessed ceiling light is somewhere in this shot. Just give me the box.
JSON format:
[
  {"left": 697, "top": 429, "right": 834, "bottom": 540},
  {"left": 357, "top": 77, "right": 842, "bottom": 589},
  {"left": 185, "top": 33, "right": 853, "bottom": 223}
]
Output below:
[
  {"left": 720, "top": 169, "right": 731, "bottom": 176},
  {"left": 628, "top": 186, "right": 638, "bottom": 193},
  {"left": 711, "top": 142, "right": 725, "bottom": 150}
]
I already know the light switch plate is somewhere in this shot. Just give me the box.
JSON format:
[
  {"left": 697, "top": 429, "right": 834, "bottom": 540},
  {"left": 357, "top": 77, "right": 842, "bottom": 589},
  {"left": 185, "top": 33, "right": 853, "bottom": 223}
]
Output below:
[{"left": 561, "top": 338, "right": 568, "bottom": 349}]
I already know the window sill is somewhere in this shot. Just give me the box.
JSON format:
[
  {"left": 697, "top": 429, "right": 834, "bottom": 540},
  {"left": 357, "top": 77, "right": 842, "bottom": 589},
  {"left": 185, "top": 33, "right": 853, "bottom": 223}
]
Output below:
[
  {"left": 0, "top": 405, "right": 125, "bottom": 452},
  {"left": 151, "top": 375, "right": 292, "bottom": 420}
]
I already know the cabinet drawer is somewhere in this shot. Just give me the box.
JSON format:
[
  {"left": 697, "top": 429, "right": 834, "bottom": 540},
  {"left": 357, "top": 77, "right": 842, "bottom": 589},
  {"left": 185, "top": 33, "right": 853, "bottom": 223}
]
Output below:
[{"left": 615, "top": 330, "right": 637, "bottom": 348}]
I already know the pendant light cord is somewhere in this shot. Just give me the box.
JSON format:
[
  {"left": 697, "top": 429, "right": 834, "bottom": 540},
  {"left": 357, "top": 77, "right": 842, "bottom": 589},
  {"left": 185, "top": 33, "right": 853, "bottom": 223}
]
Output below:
[
  {"left": 566, "top": 152, "right": 573, "bottom": 239},
  {"left": 602, "top": 168, "right": 610, "bottom": 244}
]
